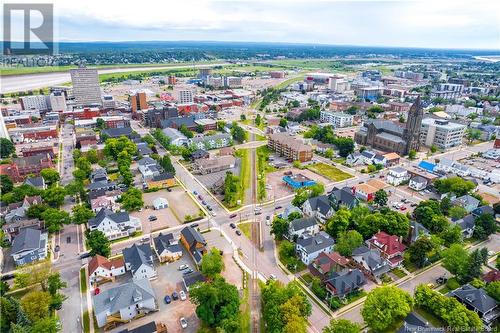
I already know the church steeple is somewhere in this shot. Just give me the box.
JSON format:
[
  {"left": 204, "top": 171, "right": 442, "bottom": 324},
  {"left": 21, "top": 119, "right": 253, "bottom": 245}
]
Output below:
[{"left": 404, "top": 96, "right": 423, "bottom": 154}]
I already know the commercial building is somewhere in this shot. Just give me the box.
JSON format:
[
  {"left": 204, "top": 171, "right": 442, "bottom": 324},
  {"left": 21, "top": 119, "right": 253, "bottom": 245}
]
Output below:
[
  {"left": 178, "top": 90, "right": 194, "bottom": 104},
  {"left": 70, "top": 67, "right": 102, "bottom": 106},
  {"left": 320, "top": 111, "right": 353, "bottom": 128},
  {"left": 224, "top": 76, "right": 242, "bottom": 88},
  {"left": 328, "top": 75, "right": 349, "bottom": 93},
  {"left": 270, "top": 71, "right": 285, "bottom": 78},
  {"left": 268, "top": 133, "right": 313, "bottom": 162},
  {"left": 194, "top": 156, "right": 236, "bottom": 175},
  {"left": 355, "top": 86, "right": 380, "bottom": 101},
  {"left": 420, "top": 118, "right": 466, "bottom": 150},
  {"left": 101, "top": 95, "right": 116, "bottom": 109},
  {"left": 0, "top": 154, "right": 53, "bottom": 182},
  {"left": 20, "top": 95, "right": 49, "bottom": 111},
  {"left": 48, "top": 92, "right": 67, "bottom": 112},
  {"left": 130, "top": 92, "right": 148, "bottom": 112}
]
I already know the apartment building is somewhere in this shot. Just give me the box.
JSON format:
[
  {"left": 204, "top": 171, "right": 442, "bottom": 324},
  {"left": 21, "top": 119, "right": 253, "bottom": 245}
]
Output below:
[
  {"left": 320, "top": 111, "right": 354, "bottom": 128},
  {"left": 70, "top": 68, "right": 102, "bottom": 105},
  {"left": 178, "top": 90, "right": 194, "bottom": 104},
  {"left": 420, "top": 118, "right": 466, "bottom": 150},
  {"left": 130, "top": 92, "right": 148, "bottom": 112},
  {"left": 20, "top": 95, "right": 49, "bottom": 111},
  {"left": 268, "top": 133, "right": 313, "bottom": 162}
]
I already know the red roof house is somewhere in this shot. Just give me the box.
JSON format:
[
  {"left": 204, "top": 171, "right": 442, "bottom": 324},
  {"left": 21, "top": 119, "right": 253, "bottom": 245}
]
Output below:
[
  {"left": 483, "top": 270, "right": 500, "bottom": 283},
  {"left": 310, "top": 251, "right": 350, "bottom": 279},
  {"left": 367, "top": 231, "right": 406, "bottom": 268},
  {"left": 88, "top": 255, "right": 126, "bottom": 285}
]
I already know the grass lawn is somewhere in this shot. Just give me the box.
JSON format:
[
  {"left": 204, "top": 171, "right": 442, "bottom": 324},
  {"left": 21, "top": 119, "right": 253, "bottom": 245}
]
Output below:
[
  {"left": 306, "top": 162, "right": 353, "bottom": 182},
  {"left": 301, "top": 272, "right": 314, "bottom": 285},
  {"left": 235, "top": 149, "right": 251, "bottom": 205},
  {"left": 414, "top": 306, "right": 446, "bottom": 328},
  {"left": 6, "top": 285, "right": 38, "bottom": 299},
  {"left": 239, "top": 278, "right": 251, "bottom": 333},
  {"left": 256, "top": 146, "right": 276, "bottom": 201},
  {"left": 83, "top": 310, "right": 90, "bottom": 333},
  {"left": 239, "top": 222, "right": 253, "bottom": 241},
  {"left": 274, "top": 76, "right": 305, "bottom": 90},
  {"left": 80, "top": 267, "right": 87, "bottom": 294},
  {"left": 391, "top": 268, "right": 407, "bottom": 279},
  {"left": 255, "top": 134, "right": 267, "bottom": 141}
]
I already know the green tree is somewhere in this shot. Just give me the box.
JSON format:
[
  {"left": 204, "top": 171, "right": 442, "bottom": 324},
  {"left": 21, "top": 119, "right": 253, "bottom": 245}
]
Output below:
[
  {"left": 408, "top": 149, "right": 417, "bottom": 160},
  {"left": 464, "top": 248, "right": 488, "bottom": 283},
  {"left": 71, "top": 205, "right": 95, "bottom": 225},
  {"left": 271, "top": 216, "right": 290, "bottom": 240},
  {"left": 440, "top": 196, "right": 452, "bottom": 215},
  {"left": 231, "top": 122, "right": 246, "bottom": 143},
  {"left": 41, "top": 186, "right": 66, "bottom": 208},
  {"left": 255, "top": 113, "right": 262, "bottom": 126},
  {"left": 96, "top": 118, "right": 105, "bottom": 129},
  {"left": 408, "top": 237, "right": 434, "bottom": 268},
  {"left": 374, "top": 189, "right": 388, "bottom": 206},
  {"left": 47, "top": 272, "right": 67, "bottom": 296},
  {"left": 442, "top": 244, "right": 469, "bottom": 281},
  {"left": 20, "top": 291, "right": 51, "bottom": 322},
  {"left": 473, "top": 213, "right": 496, "bottom": 240},
  {"left": 0, "top": 138, "right": 15, "bottom": 158},
  {"left": 86, "top": 149, "right": 99, "bottom": 164},
  {"left": 195, "top": 123, "right": 204, "bottom": 133},
  {"left": 485, "top": 281, "right": 500, "bottom": 301},
  {"left": 223, "top": 171, "right": 240, "bottom": 207},
  {"left": 279, "top": 118, "right": 288, "bottom": 128},
  {"left": 325, "top": 208, "right": 351, "bottom": 238},
  {"left": 160, "top": 155, "right": 176, "bottom": 174},
  {"left": 335, "top": 230, "right": 363, "bottom": 256},
  {"left": 448, "top": 206, "right": 467, "bottom": 220},
  {"left": 31, "top": 316, "right": 60, "bottom": 333},
  {"left": 200, "top": 248, "right": 225, "bottom": 279},
  {"left": 434, "top": 177, "right": 475, "bottom": 196},
  {"left": 466, "top": 128, "right": 481, "bottom": 143},
  {"left": 440, "top": 224, "right": 463, "bottom": 246},
  {"left": 361, "top": 286, "right": 413, "bottom": 332},
  {"left": 40, "top": 169, "right": 60, "bottom": 186},
  {"left": 1, "top": 296, "right": 20, "bottom": 332},
  {"left": 310, "top": 277, "right": 326, "bottom": 300},
  {"left": 322, "top": 319, "right": 361, "bottom": 333},
  {"left": 85, "top": 230, "right": 111, "bottom": 257},
  {"left": 120, "top": 188, "right": 144, "bottom": 211},
  {"left": 41, "top": 208, "right": 71, "bottom": 233},
  {"left": 0, "top": 175, "right": 13, "bottom": 194},
  {"left": 75, "top": 157, "right": 92, "bottom": 176}
]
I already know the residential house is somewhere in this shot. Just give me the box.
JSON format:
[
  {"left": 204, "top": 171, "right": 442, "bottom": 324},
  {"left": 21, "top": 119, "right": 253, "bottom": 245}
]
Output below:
[
  {"left": 309, "top": 252, "right": 350, "bottom": 279},
  {"left": 23, "top": 176, "right": 46, "bottom": 190},
  {"left": 88, "top": 208, "right": 142, "bottom": 240},
  {"left": 88, "top": 255, "right": 126, "bottom": 285},
  {"left": 152, "top": 197, "right": 168, "bottom": 210},
  {"left": 407, "top": 221, "right": 430, "bottom": 244},
  {"left": 4, "top": 195, "right": 42, "bottom": 224},
  {"left": 191, "top": 149, "right": 210, "bottom": 161},
  {"left": 302, "top": 195, "right": 335, "bottom": 223},
  {"left": 193, "top": 156, "right": 236, "bottom": 175},
  {"left": 453, "top": 214, "right": 475, "bottom": 239},
  {"left": 119, "top": 321, "right": 168, "bottom": 333},
  {"left": 472, "top": 205, "right": 494, "bottom": 218},
  {"left": 346, "top": 152, "right": 364, "bottom": 166},
  {"left": 295, "top": 231, "right": 335, "bottom": 265},
  {"left": 288, "top": 217, "right": 319, "bottom": 240},
  {"left": 452, "top": 195, "right": 480, "bottom": 213},
  {"left": 153, "top": 233, "right": 183, "bottom": 263},
  {"left": 162, "top": 128, "right": 188, "bottom": 146},
  {"left": 360, "top": 150, "right": 376, "bottom": 165},
  {"left": 324, "top": 269, "right": 366, "bottom": 299},
  {"left": 183, "top": 271, "right": 207, "bottom": 291},
  {"left": 281, "top": 204, "right": 303, "bottom": 220},
  {"left": 387, "top": 167, "right": 410, "bottom": 186},
  {"left": 2, "top": 218, "right": 42, "bottom": 242},
  {"left": 92, "top": 279, "right": 157, "bottom": 328},
  {"left": 397, "top": 312, "right": 439, "bottom": 333},
  {"left": 123, "top": 244, "right": 157, "bottom": 280},
  {"left": 382, "top": 152, "right": 401, "bottom": 167},
  {"left": 147, "top": 173, "right": 175, "bottom": 189},
  {"left": 353, "top": 179, "right": 388, "bottom": 202},
  {"left": 351, "top": 245, "right": 391, "bottom": 278},
  {"left": 136, "top": 142, "right": 153, "bottom": 156},
  {"left": 90, "top": 168, "right": 108, "bottom": 183},
  {"left": 449, "top": 284, "right": 499, "bottom": 328},
  {"left": 409, "top": 176, "right": 428, "bottom": 191},
  {"left": 88, "top": 180, "right": 117, "bottom": 192},
  {"left": 100, "top": 126, "right": 134, "bottom": 140},
  {"left": 180, "top": 226, "right": 207, "bottom": 266},
  {"left": 328, "top": 186, "right": 359, "bottom": 210},
  {"left": 90, "top": 196, "right": 119, "bottom": 213},
  {"left": 189, "top": 133, "right": 232, "bottom": 150},
  {"left": 11, "top": 228, "right": 48, "bottom": 266},
  {"left": 367, "top": 231, "right": 406, "bottom": 268},
  {"left": 138, "top": 157, "right": 161, "bottom": 181}
]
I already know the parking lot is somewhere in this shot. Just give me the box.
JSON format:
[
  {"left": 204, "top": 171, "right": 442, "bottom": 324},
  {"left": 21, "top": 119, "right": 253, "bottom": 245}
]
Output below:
[
  {"left": 105, "top": 249, "right": 199, "bottom": 333},
  {"left": 266, "top": 167, "right": 332, "bottom": 199},
  {"left": 195, "top": 158, "right": 241, "bottom": 191},
  {"left": 459, "top": 155, "right": 499, "bottom": 174}
]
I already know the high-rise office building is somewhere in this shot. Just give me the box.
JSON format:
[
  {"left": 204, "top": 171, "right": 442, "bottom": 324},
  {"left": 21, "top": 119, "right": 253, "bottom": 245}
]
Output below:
[
  {"left": 178, "top": 90, "right": 194, "bottom": 104},
  {"left": 130, "top": 92, "right": 148, "bottom": 112},
  {"left": 70, "top": 68, "right": 102, "bottom": 106}
]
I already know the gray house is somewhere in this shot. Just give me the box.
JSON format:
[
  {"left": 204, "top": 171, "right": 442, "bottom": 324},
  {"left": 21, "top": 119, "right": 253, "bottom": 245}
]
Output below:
[
  {"left": 295, "top": 231, "right": 335, "bottom": 265},
  {"left": 302, "top": 195, "right": 335, "bottom": 223},
  {"left": 92, "top": 279, "right": 157, "bottom": 328},
  {"left": 449, "top": 284, "right": 499, "bottom": 328},
  {"left": 11, "top": 228, "right": 48, "bottom": 266},
  {"left": 453, "top": 214, "right": 475, "bottom": 239},
  {"left": 123, "top": 244, "right": 157, "bottom": 280},
  {"left": 324, "top": 269, "right": 366, "bottom": 298},
  {"left": 288, "top": 217, "right": 319, "bottom": 240},
  {"left": 452, "top": 195, "right": 480, "bottom": 213},
  {"left": 351, "top": 245, "right": 391, "bottom": 278}
]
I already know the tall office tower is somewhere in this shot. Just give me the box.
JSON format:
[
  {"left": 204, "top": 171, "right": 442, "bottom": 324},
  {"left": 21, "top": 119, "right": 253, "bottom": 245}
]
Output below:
[
  {"left": 178, "top": 90, "right": 194, "bottom": 104},
  {"left": 403, "top": 96, "right": 423, "bottom": 154},
  {"left": 130, "top": 92, "right": 148, "bottom": 112},
  {"left": 198, "top": 68, "right": 212, "bottom": 81},
  {"left": 70, "top": 68, "right": 102, "bottom": 106}
]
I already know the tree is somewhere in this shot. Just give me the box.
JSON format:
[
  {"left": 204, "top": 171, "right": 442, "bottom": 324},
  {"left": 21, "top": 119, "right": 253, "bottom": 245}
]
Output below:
[
  {"left": 374, "top": 189, "right": 388, "bottom": 206},
  {"left": 485, "top": 281, "right": 500, "bottom": 301},
  {"left": 0, "top": 138, "right": 15, "bottom": 158},
  {"left": 41, "top": 186, "right": 66, "bottom": 208},
  {"left": 310, "top": 277, "right": 327, "bottom": 299},
  {"left": 279, "top": 118, "right": 288, "bottom": 128},
  {"left": 325, "top": 208, "right": 351, "bottom": 237},
  {"left": 39, "top": 169, "right": 59, "bottom": 187},
  {"left": 442, "top": 244, "right": 469, "bottom": 281},
  {"left": 160, "top": 155, "right": 176, "bottom": 174},
  {"left": 408, "top": 149, "right": 416, "bottom": 160},
  {"left": 223, "top": 172, "right": 240, "bottom": 207},
  {"left": 463, "top": 248, "right": 488, "bottom": 283},
  {"left": 75, "top": 157, "right": 92, "bottom": 176},
  {"left": 466, "top": 128, "right": 481, "bottom": 143},
  {"left": 103, "top": 136, "right": 137, "bottom": 159},
  {"left": 333, "top": 137, "right": 355, "bottom": 157},
  {"left": 189, "top": 276, "right": 240, "bottom": 331},
  {"left": 434, "top": 177, "right": 475, "bottom": 196},
  {"left": 231, "top": 122, "right": 246, "bottom": 143},
  {"left": 440, "top": 196, "right": 452, "bottom": 215},
  {"left": 473, "top": 214, "right": 496, "bottom": 240},
  {"left": 448, "top": 206, "right": 467, "bottom": 220},
  {"left": 96, "top": 117, "right": 105, "bottom": 129},
  {"left": 120, "top": 188, "right": 143, "bottom": 211},
  {"left": 0, "top": 175, "right": 13, "bottom": 194},
  {"left": 86, "top": 149, "right": 99, "bottom": 164},
  {"left": 20, "top": 291, "right": 51, "bottom": 322},
  {"left": 1, "top": 296, "right": 21, "bottom": 332},
  {"left": 440, "top": 224, "right": 463, "bottom": 246},
  {"left": 47, "top": 272, "right": 67, "bottom": 296},
  {"left": 72, "top": 205, "right": 95, "bottom": 225},
  {"left": 408, "top": 237, "right": 434, "bottom": 268},
  {"left": 255, "top": 113, "right": 262, "bottom": 126},
  {"left": 85, "top": 230, "right": 111, "bottom": 257},
  {"left": 201, "top": 248, "right": 225, "bottom": 279},
  {"left": 324, "top": 148, "right": 334, "bottom": 159},
  {"left": 41, "top": 208, "right": 71, "bottom": 233},
  {"left": 271, "top": 216, "right": 290, "bottom": 240},
  {"left": 361, "top": 286, "right": 413, "bottom": 332},
  {"left": 31, "top": 316, "right": 60, "bottom": 333},
  {"left": 335, "top": 230, "right": 363, "bottom": 257},
  {"left": 323, "top": 319, "right": 361, "bottom": 333}
]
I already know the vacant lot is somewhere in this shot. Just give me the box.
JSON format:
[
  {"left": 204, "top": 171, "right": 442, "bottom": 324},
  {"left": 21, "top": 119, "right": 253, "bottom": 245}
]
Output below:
[
  {"left": 266, "top": 167, "right": 332, "bottom": 200},
  {"left": 307, "top": 163, "right": 353, "bottom": 182}
]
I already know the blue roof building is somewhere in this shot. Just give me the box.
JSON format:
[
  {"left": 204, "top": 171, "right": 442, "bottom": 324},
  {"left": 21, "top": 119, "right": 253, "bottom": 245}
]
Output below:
[
  {"left": 283, "top": 174, "right": 316, "bottom": 189},
  {"left": 418, "top": 160, "right": 436, "bottom": 173}
]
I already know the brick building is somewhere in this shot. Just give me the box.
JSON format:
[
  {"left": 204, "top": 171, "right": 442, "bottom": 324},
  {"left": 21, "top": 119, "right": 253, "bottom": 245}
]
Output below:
[
  {"left": 0, "top": 154, "right": 53, "bottom": 182},
  {"left": 268, "top": 133, "right": 313, "bottom": 162}
]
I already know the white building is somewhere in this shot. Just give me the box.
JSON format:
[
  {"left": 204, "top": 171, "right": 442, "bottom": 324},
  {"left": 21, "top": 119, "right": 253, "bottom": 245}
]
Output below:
[
  {"left": 320, "top": 111, "right": 354, "bottom": 128},
  {"left": 88, "top": 208, "right": 142, "bottom": 240},
  {"left": 48, "top": 92, "right": 67, "bottom": 112},
  {"left": 409, "top": 176, "right": 428, "bottom": 191},
  {"left": 386, "top": 167, "right": 410, "bottom": 186},
  {"left": 70, "top": 68, "right": 102, "bottom": 105},
  {"left": 224, "top": 76, "right": 242, "bottom": 88},
  {"left": 88, "top": 255, "right": 126, "bottom": 285},
  {"left": 20, "top": 95, "right": 49, "bottom": 111},
  {"left": 178, "top": 90, "right": 194, "bottom": 104},
  {"left": 328, "top": 75, "right": 349, "bottom": 92},
  {"left": 420, "top": 118, "right": 466, "bottom": 150},
  {"left": 295, "top": 231, "right": 335, "bottom": 265},
  {"left": 162, "top": 128, "right": 188, "bottom": 146},
  {"left": 102, "top": 95, "right": 116, "bottom": 109}
]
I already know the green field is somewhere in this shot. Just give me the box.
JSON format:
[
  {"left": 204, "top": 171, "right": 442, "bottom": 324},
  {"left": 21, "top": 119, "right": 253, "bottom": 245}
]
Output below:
[
  {"left": 306, "top": 162, "right": 353, "bottom": 182},
  {"left": 238, "top": 222, "right": 253, "bottom": 241},
  {"left": 80, "top": 267, "right": 87, "bottom": 293},
  {"left": 235, "top": 149, "right": 251, "bottom": 205},
  {"left": 273, "top": 75, "right": 305, "bottom": 90}
]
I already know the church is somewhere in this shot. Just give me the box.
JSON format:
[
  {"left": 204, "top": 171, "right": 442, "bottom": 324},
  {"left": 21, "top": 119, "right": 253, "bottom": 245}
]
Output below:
[{"left": 354, "top": 97, "right": 423, "bottom": 156}]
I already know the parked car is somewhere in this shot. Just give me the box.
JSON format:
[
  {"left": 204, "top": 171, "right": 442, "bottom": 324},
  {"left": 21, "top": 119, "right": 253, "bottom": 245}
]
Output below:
[
  {"left": 1, "top": 273, "right": 15, "bottom": 281},
  {"left": 275, "top": 206, "right": 282, "bottom": 210},
  {"left": 180, "top": 317, "right": 188, "bottom": 329},
  {"left": 191, "top": 223, "right": 199, "bottom": 228},
  {"left": 400, "top": 206, "right": 407, "bottom": 211},
  {"left": 178, "top": 264, "right": 189, "bottom": 271},
  {"left": 198, "top": 195, "right": 203, "bottom": 200},
  {"left": 269, "top": 274, "right": 277, "bottom": 280},
  {"left": 148, "top": 215, "right": 157, "bottom": 221},
  {"left": 164, "top": 295, "right": 172, "bottom": 304},
  {"left": 230, "top": 222, "right": 236, "bottom": 229},
  {"left": 179, "top": 290, "right": 187, "bottom": 301},
  {"left": 79, "top": 252, "right": 91, "bottom": 259},
  {"left": 202, "top": 200, "right": 207, "bottom": 205},
  {"left": 183, "top": 268, "right": 194, "bottom": 275},
  {"left": 236, "top": 230, "right": 242, "bottom": 236},
  {"left": 193, "top": 191, "right": 198, "bottom": 195},
  {"left": 172, "top": 292, "right": 179, "bottom": 300}
]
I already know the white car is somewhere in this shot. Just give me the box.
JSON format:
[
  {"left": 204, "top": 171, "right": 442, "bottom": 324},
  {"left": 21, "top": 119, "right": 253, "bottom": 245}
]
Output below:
[
  {"left": 179, "top": 290, "right": 187, "bottom": 301},
  {"left": 180, "top": 317, "right": 188, "bottom": 329}
]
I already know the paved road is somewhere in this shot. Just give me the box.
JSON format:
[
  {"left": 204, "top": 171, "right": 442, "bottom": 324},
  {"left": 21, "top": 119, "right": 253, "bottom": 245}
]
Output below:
[{"left": 1, "top": 63, "right": 228, "bottom": 93}]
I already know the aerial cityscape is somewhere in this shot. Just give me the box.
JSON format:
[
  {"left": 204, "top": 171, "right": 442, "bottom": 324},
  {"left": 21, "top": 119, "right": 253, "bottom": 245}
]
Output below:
[{"left": 0, "top": 1, "right": 500, "bottom": 333}]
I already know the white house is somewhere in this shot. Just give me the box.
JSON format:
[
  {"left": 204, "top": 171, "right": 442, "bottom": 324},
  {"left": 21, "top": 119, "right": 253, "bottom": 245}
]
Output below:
[
  {"left": 88, "top": 208, "right": 142, "bottom": 240},
  {"left": 288, "top": 217, "right": 319, "bottom": 240},
  {"left": 88, "top": 255, "right": 126, "bottom": 285},
  {"left": 295, "top": 231, "right": 335, "bottom": 265},
  {"left": 302, "top": 195, "right": 335, "bottom": 223},
  {"left": 153, "top": 233, "right": 183, "bottom": 263},
  {"left": 123, "top": 244, "right": 157, "bottom": 280},
  {"left": 409, "top": 176, "right": 428, "bottom": 191},
  {"left": 162, "top": 127, "right": 188, "bottom": 146},
  {"left": 92, "top": 279, "right": 157, "bottom": 328},
  {"left": 153, "top": 197, "right": 169, "bottom": 210},
  {"left": 387, "top": 167, "right": 410, "bottom": 186}
]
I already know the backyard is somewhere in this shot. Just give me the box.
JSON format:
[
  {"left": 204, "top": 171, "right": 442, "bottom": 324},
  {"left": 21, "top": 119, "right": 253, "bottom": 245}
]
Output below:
[{"left": 306, "top": 162, "right": 353, "bottom": 182}]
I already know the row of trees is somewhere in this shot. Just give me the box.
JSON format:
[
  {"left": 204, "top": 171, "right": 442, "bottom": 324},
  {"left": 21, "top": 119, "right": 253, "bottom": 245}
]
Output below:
[
  {"left": 303, "top": 125, "right": 355, "bottom": 157},
  {"left": 223, "top": 171, "right": 241, "bottom": 207}
]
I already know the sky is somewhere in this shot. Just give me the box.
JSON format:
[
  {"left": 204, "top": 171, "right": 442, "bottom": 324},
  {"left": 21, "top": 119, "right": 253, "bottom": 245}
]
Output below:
[{"left": 4, "top": 0, "right": 500, "bottom": 50}]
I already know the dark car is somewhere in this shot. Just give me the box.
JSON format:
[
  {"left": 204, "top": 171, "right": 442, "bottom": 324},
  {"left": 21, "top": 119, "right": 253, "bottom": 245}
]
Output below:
[
  {"left": 148, "top": 215, "right": 157, "bottom": 221},
  {"left": 207, "top": 206, "right": 212, "bottom": 211},
  {"left": 172, "top": 292, "right": 179, "bottom": 300},
  {"left": 201, "top": 200, "right": 207, "bottom": 206},
  {"left": 79, "top": 252, "right": 91, "bottom": 259},
  {"left": 164, "top": 295, "right": 172, "bottom": 304},
  {"left": 410, "top": 203, "right": 417, "bottom": 207},
  {"left": 54, "top": 245, "right": 60, "bottom": 252},
  {"left": 1, "top": 273, "right": 15, "bottom": 281},
  {"left": 236, "top": 230, "right": 242, "bottom": 236},
  {"left": 198, "top": 195, "right": 203, "bottom": 200},
  {"left": 183, "top": 268, "right": 194, "bottom": 275},
  {"left": 167, "top": 187, "right": 172, "bottom": 192},
  {"left": 230, "top": 213, "right": 237, "bottom": 218},
  {"left": 275, "top": 206, "right": 282, "bottom": 210},
  {"left": 191, "top": 223, "right": 199, "bottom": 228},
  {"left": 230, "top": 223, "right": 236, "bottom": 229}
]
